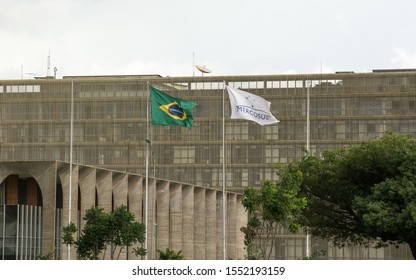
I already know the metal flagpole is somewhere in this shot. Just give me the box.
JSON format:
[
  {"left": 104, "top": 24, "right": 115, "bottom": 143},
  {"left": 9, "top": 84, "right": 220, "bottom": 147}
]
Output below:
[
  {"left": 306, "top": 81, "right": 310, "bottom": 151},
  {"left": 222, "top": 81, "right": 227, "bottom": 260},
  {"left": 151, "top": 144, "right": 156, "bottom": 260},
  {"left": 68, "top": 80, "right": 74, "bottom": 259},
  {"left": 305, "top": 80, "right": 311, "bottom": 258},
  {"left": 144, "top": 82, "right": 150, "bottom": 260}
]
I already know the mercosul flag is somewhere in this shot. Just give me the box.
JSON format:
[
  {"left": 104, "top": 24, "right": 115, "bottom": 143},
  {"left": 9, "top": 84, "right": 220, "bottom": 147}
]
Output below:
[
  {"left": 150, "top": 87, "right": 197, "bottom": 129},
  {"left": 226, "top": 86, "right": 279, "bottom": 125}
]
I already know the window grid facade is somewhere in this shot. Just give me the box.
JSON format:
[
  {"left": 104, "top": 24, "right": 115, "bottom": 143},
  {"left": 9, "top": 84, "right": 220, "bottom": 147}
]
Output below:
[
  {"left": 0, "top": 72, "right": 415, "bottom": 260},
  {"left": 0, "top": 73, "right": 416, "bottom": 192}
]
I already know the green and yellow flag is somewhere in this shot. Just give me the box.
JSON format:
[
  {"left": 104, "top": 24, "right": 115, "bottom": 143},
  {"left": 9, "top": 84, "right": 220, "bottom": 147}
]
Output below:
[{"left": 150, "top": 87, "right": 197, "bottom": 129}]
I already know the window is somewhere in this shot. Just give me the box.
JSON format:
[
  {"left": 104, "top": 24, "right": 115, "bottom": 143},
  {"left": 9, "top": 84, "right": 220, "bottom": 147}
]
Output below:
[{"left": 173, "top": 146, "right": 195, "bottom": 164}]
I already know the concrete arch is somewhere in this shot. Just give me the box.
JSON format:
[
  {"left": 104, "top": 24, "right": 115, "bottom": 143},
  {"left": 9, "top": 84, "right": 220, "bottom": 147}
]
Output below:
[
  {"left": 0, "top": 162, "right": 57, "bottom": 257},
  {"left": 0, "top": 175, "right": 43, "bottom": 207}
]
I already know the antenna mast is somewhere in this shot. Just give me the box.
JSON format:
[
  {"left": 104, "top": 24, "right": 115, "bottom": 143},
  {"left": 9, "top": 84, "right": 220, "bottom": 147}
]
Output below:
[
  {"left": 47, "top": 51, "right": 51, "bottom": 76},
  {"left": 192, "top": 51, "right": 195, "bottom": 77}
]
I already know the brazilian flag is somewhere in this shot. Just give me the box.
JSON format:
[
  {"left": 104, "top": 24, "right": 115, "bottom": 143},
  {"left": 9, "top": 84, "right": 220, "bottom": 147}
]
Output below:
[{"left": 150, "top": 87, "right": 197, "bottom": 129}]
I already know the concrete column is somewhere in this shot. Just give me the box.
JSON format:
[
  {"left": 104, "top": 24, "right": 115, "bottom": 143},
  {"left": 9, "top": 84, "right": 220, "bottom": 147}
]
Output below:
[
  {"left": 57, "top": 162, "right": 79, "bottom": 260},
  {"left": 112, "top": 173, "right": 128, "bottom": 208},
  {"left": 156, "top": 181, "right": 170, "bottom": 254},
  {"left": 95, "top": 170, "right": 112, "bottom": 260},
  {"left": 127, "top": 175, "right": 143, "bottom": 260},
  {"left": 128, "top": 176, "right": 143, "bottom": 222},
  {"left": 205, "top": 189, "right": 217, "bottom": 259},
  {"left": 170, "top": 183, "right": 182, "bottom": 252},
  {"left": 96, "top": 170, "right": 112, "bottom": 212},
  {"left": 32, "top": 163, "right": 58, "bottom": 259},
  {"left": 194, "top": 187, "right": 206, "bottom": 259},
  {"left": 227, "top": 193, "right": 237, "bottom": 259},
  {"left": 182, "top": 185, "right": 194, "bottom": 259},
  {"left": 78, "top": 166, "right": 96, "bottom": 224},
  {"left": 112, "top": 172, "right": 128, "bottom": 259},
  {"left": 148, "top": 177, "right": 157, "bottom": 259},
  {"left": 216, "top": 191, "right": 224, "bottom": 260},
  {"left": 236, "top": 195, "right": 247, "bottom": 260}
]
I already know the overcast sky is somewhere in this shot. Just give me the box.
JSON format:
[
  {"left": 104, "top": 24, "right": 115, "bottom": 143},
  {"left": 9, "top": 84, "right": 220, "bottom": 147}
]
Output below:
[{"left": 1, "top": 0, "right": 416, "bottom": 79}]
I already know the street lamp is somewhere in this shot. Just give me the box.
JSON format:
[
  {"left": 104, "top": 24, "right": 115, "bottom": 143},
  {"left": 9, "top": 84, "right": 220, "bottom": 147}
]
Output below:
[{"left": 144, "top": 138, "right": 156, "bottom": 259}]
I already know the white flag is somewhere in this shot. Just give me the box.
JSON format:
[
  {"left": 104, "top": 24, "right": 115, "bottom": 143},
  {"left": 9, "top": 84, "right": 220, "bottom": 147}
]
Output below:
[{"left": 226, "top": 86, "right": 279, "bottom": 125}]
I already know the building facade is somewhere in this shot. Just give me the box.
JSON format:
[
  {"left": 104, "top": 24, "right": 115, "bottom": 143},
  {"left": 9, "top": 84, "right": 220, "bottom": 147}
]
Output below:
[
  {"left": 0, "top": 70, "right": 415, "bottom": 259},
  {"left": 0, "top": 161, "right": 245, "bottom": 260}
]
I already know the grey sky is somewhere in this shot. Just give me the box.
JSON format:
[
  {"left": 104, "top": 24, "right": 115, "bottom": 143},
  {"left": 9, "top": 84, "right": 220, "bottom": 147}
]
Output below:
[{"left": 1, "top": 0, "right": 416, "bottom": 79}]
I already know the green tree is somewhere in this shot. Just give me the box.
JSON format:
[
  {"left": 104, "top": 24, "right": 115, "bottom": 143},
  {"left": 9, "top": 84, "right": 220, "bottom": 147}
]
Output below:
[
  {"left": 157, "top": 248, "right": 186, "bottom": 260},
  {"left": 109, "top": 205, "right": 147, "bottom": 259},
  {"left": 62, "top": 205, "right": 146, "bottom": 260},
  {"left": 288, "top": 132, "right": 416, "bottom": 259},
  {"left": 240, "top": 164, "right": 307, "bottom": 259}
]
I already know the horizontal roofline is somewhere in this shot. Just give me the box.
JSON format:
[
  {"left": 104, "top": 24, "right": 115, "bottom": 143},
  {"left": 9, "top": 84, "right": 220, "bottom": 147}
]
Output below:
[
  {"left": 372, "top": 68, "right": 416, "bottom": 73},
  {"left": 62, "top": 74, "right": 163, "bottom": 79}
]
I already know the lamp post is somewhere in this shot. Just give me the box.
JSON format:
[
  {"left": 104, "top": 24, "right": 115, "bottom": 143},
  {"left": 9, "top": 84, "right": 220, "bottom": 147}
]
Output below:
[{"left": 145, "top": 138, "right": 156, "bottom": 259}]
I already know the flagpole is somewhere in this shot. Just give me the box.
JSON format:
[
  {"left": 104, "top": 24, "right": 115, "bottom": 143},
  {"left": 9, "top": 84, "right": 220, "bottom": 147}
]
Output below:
[
  {"left": 305, "top": 80, "right": 311, "bottom": 258},
  {"left": 306, "top": 81, "right": 310, "bottom": 151},
  {"left": 68, "top": 80, "right": 74, "bottom": 260},
  {"left": 145, "top": 82, "right": 150, "bottom": 260},
  {"left": 222, "top": 81, "right": 227, "bottom": 260}
]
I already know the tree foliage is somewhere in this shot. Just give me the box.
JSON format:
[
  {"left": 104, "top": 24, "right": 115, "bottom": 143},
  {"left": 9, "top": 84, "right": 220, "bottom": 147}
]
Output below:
[
  {"left": 157, "top": 248, "right": 186, "bottom": 260},
  {"left": 288, "top": 132, "right": 416, "bottom": 259},
  {"left": 240, "top": 164, "right": 307, "bottom": 259},
  {"left": 62, "top": 205, "right": 146, "bottom": 260}
]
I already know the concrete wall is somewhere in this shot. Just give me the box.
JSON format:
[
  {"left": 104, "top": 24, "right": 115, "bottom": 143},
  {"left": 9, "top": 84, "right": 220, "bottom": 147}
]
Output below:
[{"left": 0, "top": 161, "right": 247, "bottom": 260}]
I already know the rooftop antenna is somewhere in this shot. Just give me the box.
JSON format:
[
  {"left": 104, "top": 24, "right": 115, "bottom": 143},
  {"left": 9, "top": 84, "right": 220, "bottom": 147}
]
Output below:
[
  {"left": 195, "top": 64, "right": 212, "bottom": 76},
  {"left": 192, "top": 51, "right": 195, "bottom": 77},
  {"left": 47, "top": 51, "right": 51, "bottom": 76},
  {"left": 54, "top": 67, "right": 58, "bottom": 79}
]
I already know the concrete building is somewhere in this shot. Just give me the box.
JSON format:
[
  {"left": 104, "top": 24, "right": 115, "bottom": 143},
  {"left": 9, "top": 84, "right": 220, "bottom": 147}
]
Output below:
[
  {"left": 0, "top": 161, "right": 245, "bottom": 260},
  {"left": 0, "top": 70, "right": 415, "bottom": 259}
]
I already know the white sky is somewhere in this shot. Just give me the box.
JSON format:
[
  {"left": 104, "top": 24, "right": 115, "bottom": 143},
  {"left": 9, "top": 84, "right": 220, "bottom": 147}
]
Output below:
[{"left": 1, "top": 0, "right": 416, "bottom": 79}]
